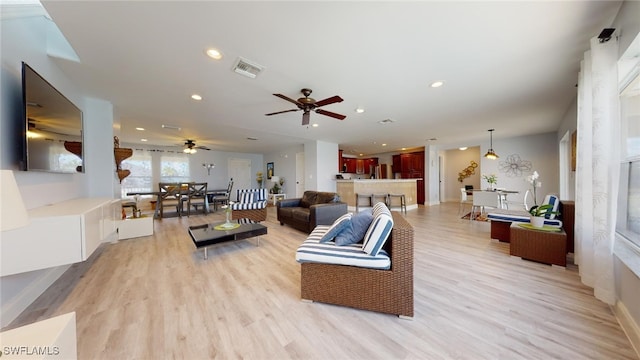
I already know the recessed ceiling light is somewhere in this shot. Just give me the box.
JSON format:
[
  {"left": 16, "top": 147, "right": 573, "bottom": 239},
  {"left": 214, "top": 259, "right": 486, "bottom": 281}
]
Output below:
[
  {"left": 206, "top": 48, "right": 223, "bottom": 60},
  {"left": 312, "top": 123, "right": 319, "bottom": 127},
  {"left": 401, "top": 148, "right": 406, "bottom": 151},
  {"left": 459, "top": 147, "right": 468, "bottom": 151},
  {"left": 191, "top": 94, "right": 202, "bottom": 101},
  {"left": 135, "top": 127, "right": 145, "bottom": 131},
  {"left": 161, "top": 124, "right": 182, "bottom": 130},
  {"left": 382, "top": 143, "right": 387, "bottom": 147},
  {"left": 355, "top": 107, "right": 365, "bottom": 113},
  {"left": 359, "top": 153, "right": 364, "bottom": 156},
  {"left": 430, "top": 81, "right": 444, "bottom": 88},
  {"left": 141, "top": 138, "right": 148, "bottom": 142}
]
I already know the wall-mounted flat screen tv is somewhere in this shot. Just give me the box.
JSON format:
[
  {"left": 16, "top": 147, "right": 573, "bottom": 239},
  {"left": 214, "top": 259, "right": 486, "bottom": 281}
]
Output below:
[{"left": 22, "top": 62, "right": 84, "bottom": 173}]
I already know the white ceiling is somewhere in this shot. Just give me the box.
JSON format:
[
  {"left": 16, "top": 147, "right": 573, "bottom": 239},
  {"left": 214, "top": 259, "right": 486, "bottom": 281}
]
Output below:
[{"left": 38, "top": 1, "right": 622, "bottom": 156}]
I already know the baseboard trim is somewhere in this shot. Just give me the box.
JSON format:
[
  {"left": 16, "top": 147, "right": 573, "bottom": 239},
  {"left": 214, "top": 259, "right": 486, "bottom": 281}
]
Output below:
[
  {"left": 1, "top": 265, "right": 69, "bottom": 329},
  {"left": 614, "top": 300, "right": 640, "bottom": 359}
]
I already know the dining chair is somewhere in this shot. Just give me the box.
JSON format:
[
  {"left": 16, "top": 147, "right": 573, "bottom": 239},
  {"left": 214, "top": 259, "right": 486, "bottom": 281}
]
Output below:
[
  {"left": 158, "top": 182, "right": 182, "bottom": 218},
  {"left": 464, "top": 185, "right": 474, "bottom": 197},
  {"left": 470, "top": 191, "right": 500, "bottom": 220},
  {"left": 211, "top": 178, "right": 233, "bottom": 211},
  {"left": 459, "top": 188, "right": 473, "bottom": 215},
  {"left": 185, "top": 182, "right": 209, "bottom": 216}
]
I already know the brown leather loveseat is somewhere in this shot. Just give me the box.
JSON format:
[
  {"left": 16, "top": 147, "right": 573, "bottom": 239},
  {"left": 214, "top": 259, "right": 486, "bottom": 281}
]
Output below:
[{"left": 276, "top": 190, "right": 347, "bottom": 233}]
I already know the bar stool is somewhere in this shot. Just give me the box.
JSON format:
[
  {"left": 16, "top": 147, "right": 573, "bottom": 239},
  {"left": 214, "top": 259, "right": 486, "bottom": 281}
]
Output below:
[
  {"left": 387, "top": 193, "right": 407, "bottom": 214},
  {"left": 370, "top": 194, "right": 389, "bottom": 207},
  {"left": 355, "top": 193, "right": 373, "bottom": 212}
]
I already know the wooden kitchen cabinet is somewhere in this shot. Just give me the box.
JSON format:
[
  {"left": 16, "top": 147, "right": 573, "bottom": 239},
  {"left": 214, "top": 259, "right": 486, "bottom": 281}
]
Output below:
[{"left": 392, "top": 152, "right": 425, "bottom": 204}]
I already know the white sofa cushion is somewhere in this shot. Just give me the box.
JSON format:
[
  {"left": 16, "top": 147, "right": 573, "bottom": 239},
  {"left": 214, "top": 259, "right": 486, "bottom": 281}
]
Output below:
[
  {"left": 487, "top": 209, "right": 563, "bottom": 227},
  {"left": 296, "top": 225, "right": 391, "bottom": 270},
  {"left": 362, "top": 202, "right": 394, "bottom": 256}
]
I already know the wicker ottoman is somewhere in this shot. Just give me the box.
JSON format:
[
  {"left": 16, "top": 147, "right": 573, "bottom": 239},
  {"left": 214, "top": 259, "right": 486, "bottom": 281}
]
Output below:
[{"left": 510, "top": 223, "right": 567, "bottom": 267}]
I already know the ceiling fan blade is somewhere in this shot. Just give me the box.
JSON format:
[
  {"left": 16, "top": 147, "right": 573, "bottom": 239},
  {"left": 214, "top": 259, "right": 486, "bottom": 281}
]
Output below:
[
  {"left": 197, "top": 146, "right": 211, "bottom": 151},
  {"left": 302, "top": 111, "right": 310, "bottom": 126},
  {"left": 265, "top": 109, "right": 299, "bottom": 116},
  {"left": 315, "top": 109, "right": 346, "bottom": 120},
  {"left": 314, "top": 95, "right": 343, "bottom": 107},
  {"left": 273, "top": 93, "right": 303, "bottom": 106}
]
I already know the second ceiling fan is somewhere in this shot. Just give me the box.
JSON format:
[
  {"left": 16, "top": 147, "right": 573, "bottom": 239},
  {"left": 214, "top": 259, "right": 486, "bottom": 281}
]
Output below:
[{"left": 265, "top": 88, "right": 346, "bottom": 125}]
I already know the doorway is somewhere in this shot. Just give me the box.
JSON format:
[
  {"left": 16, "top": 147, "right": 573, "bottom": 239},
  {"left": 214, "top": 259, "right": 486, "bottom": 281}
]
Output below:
[
  {"left": 228, "top": 158, "right": 251, "bottom": 200},
  {"left": 296, "top": 152, "right": 305, "bottom": 197}
]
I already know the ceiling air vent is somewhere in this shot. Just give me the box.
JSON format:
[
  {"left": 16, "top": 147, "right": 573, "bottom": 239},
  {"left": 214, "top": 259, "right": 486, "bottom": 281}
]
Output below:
[
  {"left": 378, "top": 119, "right": 395, "bottom": 124},
  {"left": 232, "top": 57, "right": 264, "bottom": 79}
]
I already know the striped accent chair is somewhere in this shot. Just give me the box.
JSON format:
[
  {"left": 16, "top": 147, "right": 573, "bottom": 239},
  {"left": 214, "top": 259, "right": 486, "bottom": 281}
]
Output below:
[{"left": 231, "top": 188, "right": 268, "bottom": 223}]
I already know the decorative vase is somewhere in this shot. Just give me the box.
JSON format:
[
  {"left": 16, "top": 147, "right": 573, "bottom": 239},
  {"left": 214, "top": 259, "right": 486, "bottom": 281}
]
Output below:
[
  {"left": 530, "top": 215, "right": 545, "bottom": 228},
  {"left": 225, "top": 209, "right": 232, "bottom": 226}
]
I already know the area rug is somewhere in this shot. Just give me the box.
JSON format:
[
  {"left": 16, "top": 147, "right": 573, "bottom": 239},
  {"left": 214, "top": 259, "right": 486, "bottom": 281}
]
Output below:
[{"left": 461, "top": 212, "right": 489, "bottom": 222}]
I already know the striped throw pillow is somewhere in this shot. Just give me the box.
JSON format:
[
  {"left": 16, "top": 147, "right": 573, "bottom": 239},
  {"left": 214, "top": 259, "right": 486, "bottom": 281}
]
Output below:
[{"left": 362, "top": 203, "right": 394, "bottom": 256}]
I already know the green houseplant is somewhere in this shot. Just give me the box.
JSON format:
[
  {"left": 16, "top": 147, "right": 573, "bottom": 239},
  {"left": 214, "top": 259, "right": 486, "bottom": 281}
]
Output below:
[
  {"left": 528, "top": 204, "right": 560, "bottom": 228},
  {"left": 482, "top": 173, "right": 497, "bottom": 190}
]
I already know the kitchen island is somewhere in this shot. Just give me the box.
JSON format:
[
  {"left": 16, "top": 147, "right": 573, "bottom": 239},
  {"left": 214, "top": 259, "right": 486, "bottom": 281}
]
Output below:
[{"left": 336, "top": 179, "right": 419, "bottom": 212}]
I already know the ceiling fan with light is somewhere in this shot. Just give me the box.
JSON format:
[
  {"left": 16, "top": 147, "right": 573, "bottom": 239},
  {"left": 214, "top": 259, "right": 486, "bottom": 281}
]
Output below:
[
  {"left": 265, "top": 88, "right": 346, "bottom": 125},
  {"left": 182, "top": 139, "right": 210, "bottom": 154}
]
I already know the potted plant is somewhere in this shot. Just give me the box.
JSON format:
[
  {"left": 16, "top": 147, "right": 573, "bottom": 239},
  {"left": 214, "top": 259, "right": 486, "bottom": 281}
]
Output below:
[
  {"left": 528, "top": 204, "right": 559, "bottom": 228},
  {"left": 482, "top": 173, "right": 498, "bottom": 191}
]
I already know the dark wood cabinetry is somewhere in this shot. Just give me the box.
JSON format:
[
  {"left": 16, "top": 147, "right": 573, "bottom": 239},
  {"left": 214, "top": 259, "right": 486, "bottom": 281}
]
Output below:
[
  {"left": 392, "top": 152, "right": 425, "bottom": 205},
  {"left": 343, "top": 158, "right": 357, "bottom": 173},
  {"left": 339, "top": 153, "right": 378, "bottom": 175}
]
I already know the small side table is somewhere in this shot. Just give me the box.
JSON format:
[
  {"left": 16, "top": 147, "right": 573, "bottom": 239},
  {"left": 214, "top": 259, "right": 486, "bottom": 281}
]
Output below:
[
  {"left": 510, "top": 223, "right": 567, "bottom": 267},
  {"left": 119, "top": 215, "right": 154, "bottom": 240},
  {"left": 269, "top": 193, "right": 286, "bottom": 206}
]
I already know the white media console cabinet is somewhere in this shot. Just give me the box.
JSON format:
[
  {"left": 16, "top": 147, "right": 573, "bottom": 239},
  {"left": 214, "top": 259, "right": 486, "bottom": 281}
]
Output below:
[{"left": 0, "top": 198, "right": 120, "bottom": 277}]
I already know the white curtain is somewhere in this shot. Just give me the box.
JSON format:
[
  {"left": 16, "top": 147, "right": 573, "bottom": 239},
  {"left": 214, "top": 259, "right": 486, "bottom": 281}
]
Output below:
[{"left": 575, "top": 37, "right": 620, "bottom": 304}]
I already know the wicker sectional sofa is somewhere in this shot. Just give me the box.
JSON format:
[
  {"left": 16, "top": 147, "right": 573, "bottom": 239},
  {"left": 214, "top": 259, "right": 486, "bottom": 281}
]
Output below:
[{"left": 298, "top": 211, "right": 414, "bottom": 318}]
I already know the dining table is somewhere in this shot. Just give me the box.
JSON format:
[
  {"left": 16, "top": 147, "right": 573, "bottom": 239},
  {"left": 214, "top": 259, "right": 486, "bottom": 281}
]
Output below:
[
  {"left": 126, "top": 188, "right": 228, "bottom": 218},
  {"left": 495, "top": 189, "right": 519, "bottom": 209},
  {"left": 472, "top": 189, "right": 520, "bottom": 211}
]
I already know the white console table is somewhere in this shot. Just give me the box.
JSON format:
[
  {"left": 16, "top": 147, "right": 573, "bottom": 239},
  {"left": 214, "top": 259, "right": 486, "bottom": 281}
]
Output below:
[
  {"left": 1, "top": 198, "right": 119, "bottom": 277},
  {"left": 118, "top": 215, "right": 154, "bottom": 240}
]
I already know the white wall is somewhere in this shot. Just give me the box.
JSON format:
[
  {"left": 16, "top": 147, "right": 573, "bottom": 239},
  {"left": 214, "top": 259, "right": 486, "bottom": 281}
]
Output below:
[
  {"left": 85, "top": 98, "right": 117, "bottom": 197},
  {"left": 479, "top": 132, "right": 559, "bottom": 208},
  {"left": 264, "top": 144, "right": 303, "bottom": 199},
  {"left": 120, "top": 142, "right": 263, "bottom": 195},
  {"left": 304, "top": 140, "right": 338, "bottom": 192},
  {"left": 0, "top": 15, "right": 115, "bottom": 327},
  {"left": 612, "top": 1, "right": 640, "bottom": 354},
  {"left": 439, "top": 133, "right": 560, "bottom": 205},
  {"left": 442, "top": 146, "right": 481, "bottom": 202}
]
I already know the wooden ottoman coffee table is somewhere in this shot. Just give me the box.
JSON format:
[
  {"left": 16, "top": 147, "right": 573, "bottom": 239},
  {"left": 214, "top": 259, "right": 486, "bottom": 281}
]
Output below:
[{"left": 510, "top": 223, "right": 567, "bottom": 267}]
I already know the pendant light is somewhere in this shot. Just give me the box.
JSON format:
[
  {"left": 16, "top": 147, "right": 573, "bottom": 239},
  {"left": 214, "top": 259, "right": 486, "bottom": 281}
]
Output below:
[{"left": 484, "top": 129, "right": 499, "bottom": 160}]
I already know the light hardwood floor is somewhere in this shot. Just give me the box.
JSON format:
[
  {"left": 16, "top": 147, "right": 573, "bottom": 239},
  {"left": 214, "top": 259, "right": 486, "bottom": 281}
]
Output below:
[{"left": 7, "top": 203, "right": 639, "bottom": 359}]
